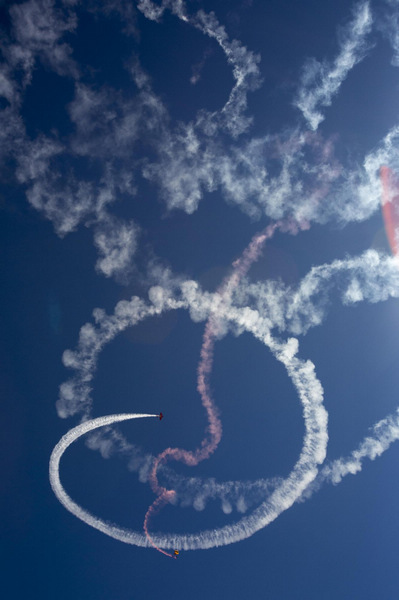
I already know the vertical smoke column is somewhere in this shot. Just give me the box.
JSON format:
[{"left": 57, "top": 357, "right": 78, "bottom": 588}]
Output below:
[
  {"left": 144, "top": 223, "right": 279, "bottom": 557},
  {"left": 381, "top": 166, "right": 399, "bottom": 256}
]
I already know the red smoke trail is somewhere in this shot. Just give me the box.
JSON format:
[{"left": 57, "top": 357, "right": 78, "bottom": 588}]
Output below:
[
  {"left": 143, "top": 223, "right": 280, "bottom": 556},
  {"left": 380, "top": 166, "right": 399, "bottom": 256}
]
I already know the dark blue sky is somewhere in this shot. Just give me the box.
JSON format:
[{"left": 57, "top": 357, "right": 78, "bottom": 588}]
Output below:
[{"left": 2, "top": 1, "right": 399, "bottom": 598}]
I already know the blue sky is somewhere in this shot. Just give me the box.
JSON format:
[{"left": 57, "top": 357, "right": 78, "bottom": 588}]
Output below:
[{"left": 2, "top": 0, "right": 399, "bottom": 598}]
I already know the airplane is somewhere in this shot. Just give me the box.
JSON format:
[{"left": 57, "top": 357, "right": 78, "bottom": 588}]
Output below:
[
  {"left": 159, "top": 413, "right": 164, "bottom": 421},
  {"left": 173, "top": 550, "right": 179, "bottom": 558}
]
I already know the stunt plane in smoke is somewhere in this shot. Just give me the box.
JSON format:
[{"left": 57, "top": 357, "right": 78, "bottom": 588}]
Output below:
[
  {"left": 159, "top": 413, "right": 164, "bottom": 421},
  {"left": 173, "top": 550, "right": 179, "bottom": 558}
]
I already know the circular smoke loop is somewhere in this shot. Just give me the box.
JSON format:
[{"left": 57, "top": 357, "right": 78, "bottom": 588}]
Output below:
[{"left": 50, "top": 224, "right": 330, "bottom": 553}]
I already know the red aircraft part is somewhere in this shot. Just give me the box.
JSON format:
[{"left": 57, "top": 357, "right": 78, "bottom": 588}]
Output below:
[{"left": 381, "top": 166, "right": 399, "bottom": 256}]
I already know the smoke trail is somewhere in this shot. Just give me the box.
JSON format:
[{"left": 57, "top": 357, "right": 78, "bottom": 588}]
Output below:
[
  {"left": 380, "top": 165, "right": 399, "bottom": 256},
  {"left": 49, "top": 413, "right": 159, "bottom": 546},
  {"left": 299, "top": 407, "right": 399, "bottom": 502},
  {"left": 294, "top": 1, "right": 372, "bottom": 130},
  {"left": 50, "top": 240, "right": 331, "bottom": 551},
  {"left": 52, "top": 242, "right": 399, "bottom": 552},
  {"left": 143, "top": 223, "right": 282, "bottom": 555}
]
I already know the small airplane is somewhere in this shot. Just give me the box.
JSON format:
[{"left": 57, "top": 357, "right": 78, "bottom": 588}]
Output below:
[
  {"left": 173, "top": 550, "right": 179, "bottom": 558},
  {"left": 159, "top": 413, "right": 164, "bottom": 421}
]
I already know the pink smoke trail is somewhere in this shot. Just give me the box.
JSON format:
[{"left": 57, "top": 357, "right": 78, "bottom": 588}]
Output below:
[
  {"left": 143, "top": 222, "right": 281, "bottom": 556},
  {"left": 380, "top": 166, "right": 399, "bottom": 256}
]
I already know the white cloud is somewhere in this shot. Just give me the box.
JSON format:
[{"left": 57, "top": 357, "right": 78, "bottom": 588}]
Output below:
[
  {"left": 190, "top": 47, "right": 213, "bottom": 85},
  {"left": 7, "top": 0, "right": 79, "bottom": 80},
  {"left": 137, "top": 0, "right": 166, "bottom": 22},
  {"left": 0, "top": 106, "right": 25, "bottom": 168},
  {"left": 94, "top": 215, "right": 140, "bottom": 281},
  {"left": 377, "top": 0, "right": 399, "bottom": 66},
  {"left": 0, "top": 69, "right": 16, "bottom": 103},
  {"left": 16, "top": 136, "right": 63, "bottom": 184},
  {"left": 26, "top": 178, "right": 96, "bottom": 235}
]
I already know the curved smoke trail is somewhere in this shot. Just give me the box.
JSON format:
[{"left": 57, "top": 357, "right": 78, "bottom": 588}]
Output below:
[
  {"left": 50, "top": 223, "right": 329, "bottom": 553},
  {"left": 12, "top": 0, "right": 399, "bottom": 558},
  {"left": 49, "top": 413, "right": 159, "bottom": 547},
  {"left": 142, "top": 222, "right": 297, "bottom": 556},
  {"left": 52, "top": 244, "right": 399, "bottom": 552},
  {"left": 49, "top": 328, "right": 328, "bottom": 552}
]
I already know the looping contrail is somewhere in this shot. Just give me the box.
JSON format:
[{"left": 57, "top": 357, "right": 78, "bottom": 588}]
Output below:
[
  {"left": 49, "top": 413, "right": 159, "bottom": 546},
  {"left": 143, "top": 222, "right": 290, "bottom": 556},
  {"left": 49, "top": 221, "right": 329, "bottom": 555},
  {"left": 50, "top": 228, "right": 399, "bottom": 553}
]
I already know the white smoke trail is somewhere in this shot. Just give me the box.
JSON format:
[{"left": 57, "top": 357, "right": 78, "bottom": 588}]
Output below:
[
  {"left": 51, "top": 224, "right": 331, "bottom": 552},
  {"left": 52, "top": 244, "right": 399, "bottom": 549},
  {"left": 137, "top": 0, "right": 261, "bottom": 136},
  {"left": 237, "top": 248, "right": 399, "bottom": 337},
  {"left": 142, "top": 223, "right": 326, "bottom": 557},
  {"left": 300, "top": 408, "right": 399, "bottom": 501},
  {"left": 294, "top": 1, "right": 373, "bottom": 130},
  {"left": 50, "top": 328, "right": 328, "bottom": 551},
  {"left": 49, "top": 413, "right": 159, "bottom": 548},
  {"left": 35, "top": 0, "right": 399, "bottom": 554}
]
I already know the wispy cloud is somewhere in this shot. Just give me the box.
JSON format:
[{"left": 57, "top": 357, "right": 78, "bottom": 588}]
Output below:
[
  {"left": 6, "top": 0, "right": 79, "bottom": 82},
  {"left": 377, "top": 0, "right": 399, "bottom": 66},
  {"left": 93, "top": 215, "right": 140, "bottom": 281},
  {"left": 0, "top": 0, "right": 386, "bottom": 282},
  {"left": 190, "top": 47, "right": 213, "bottom": 85}
]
